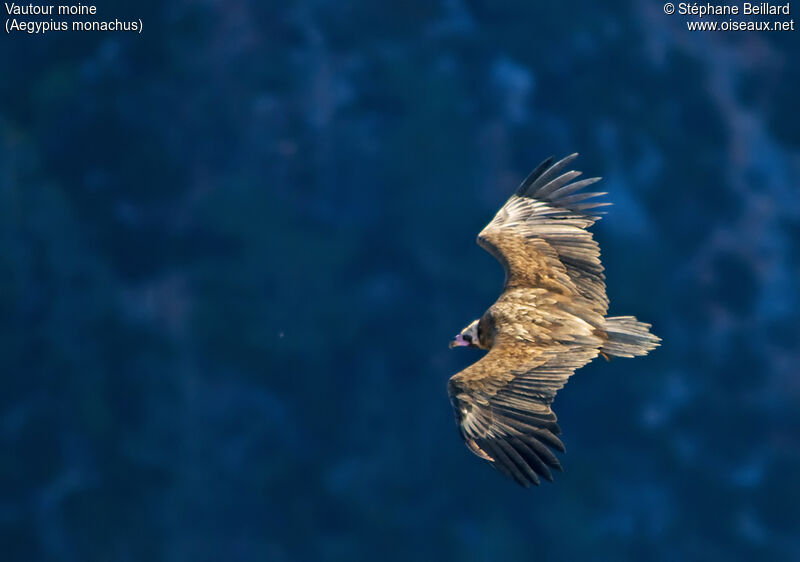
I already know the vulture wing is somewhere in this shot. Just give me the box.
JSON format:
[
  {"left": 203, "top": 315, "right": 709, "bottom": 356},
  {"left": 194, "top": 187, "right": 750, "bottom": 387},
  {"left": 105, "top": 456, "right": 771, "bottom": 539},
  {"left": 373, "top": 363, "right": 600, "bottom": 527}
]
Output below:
[
  {"left": 477, "top": 153, "right": 610, "bottom": 316},
  {"left": 447, "top": 334, "right": 599, "bottom": 487}
]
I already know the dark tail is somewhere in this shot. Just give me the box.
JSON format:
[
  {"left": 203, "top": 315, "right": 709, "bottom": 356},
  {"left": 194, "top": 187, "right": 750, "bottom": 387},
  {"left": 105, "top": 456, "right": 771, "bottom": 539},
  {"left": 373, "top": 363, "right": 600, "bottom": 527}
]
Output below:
[{"left": 601, "top": 316, "right": 660, "bottom": 358}]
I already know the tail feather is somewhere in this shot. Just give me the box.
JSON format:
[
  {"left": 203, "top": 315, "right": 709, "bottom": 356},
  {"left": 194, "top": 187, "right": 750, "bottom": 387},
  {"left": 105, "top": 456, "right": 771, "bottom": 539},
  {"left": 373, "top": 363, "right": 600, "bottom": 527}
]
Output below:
[{"left": 601, "top": 316, "right": 660, "bottom": 358}]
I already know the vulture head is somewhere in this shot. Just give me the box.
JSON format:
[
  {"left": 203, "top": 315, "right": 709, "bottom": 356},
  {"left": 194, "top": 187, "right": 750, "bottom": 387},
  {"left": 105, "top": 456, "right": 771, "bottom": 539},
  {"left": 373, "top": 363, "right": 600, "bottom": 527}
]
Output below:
[{"left": 450, "top": 318, "right": 491, "bottom": 350}]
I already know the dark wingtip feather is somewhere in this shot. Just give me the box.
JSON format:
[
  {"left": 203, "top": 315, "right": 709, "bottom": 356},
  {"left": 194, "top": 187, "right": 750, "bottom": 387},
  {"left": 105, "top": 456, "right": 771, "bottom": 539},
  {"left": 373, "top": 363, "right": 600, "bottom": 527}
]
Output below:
[
  {"left": 497, "top": 440, "right": 541, "bottom": 486},
  {"left": 486, "top": 441, "right": 532, "bottom": 487},
  {"left": 556, "top": 191, "right": 607, "bottom": 206},
  {"left": 478, "top": 436, "right": 570, "bottom": 487},
  {"left": 536, "top": 430, "right": 566, "bottom": 454},
  {"left": 522, "top": 435, "right": 564, "bottom": 469},
  {"left": 516, "top": 156, "right": 554, "bottom": 196},
  {"left": 512, "top": 437, "right": 554, "bottom": 482},
  {"left": 524, "top": 153, "right": 580, "bottom": 195},
  {"left": 517, "top": 154, "right": 610, "bottom": 219},
  {"left": 536, "top": 170, "right": 584, "bottom": 199},
  {"left": 547, "top": 177, "right": 601, "bottom": 201}
]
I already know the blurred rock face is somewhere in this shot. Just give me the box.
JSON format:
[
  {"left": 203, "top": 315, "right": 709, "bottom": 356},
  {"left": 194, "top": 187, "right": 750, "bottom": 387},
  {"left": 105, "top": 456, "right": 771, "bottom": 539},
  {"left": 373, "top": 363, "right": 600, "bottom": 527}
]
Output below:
[{"left": 1, "top": 1, "right": 799, "bottom": 560}]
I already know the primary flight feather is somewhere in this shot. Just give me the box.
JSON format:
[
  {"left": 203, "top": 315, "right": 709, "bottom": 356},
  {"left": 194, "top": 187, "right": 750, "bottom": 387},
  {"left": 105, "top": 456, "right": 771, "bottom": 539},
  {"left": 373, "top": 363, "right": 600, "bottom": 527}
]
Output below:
[{"left": 448, "top": 153, "right": 660, "bottom": 487}]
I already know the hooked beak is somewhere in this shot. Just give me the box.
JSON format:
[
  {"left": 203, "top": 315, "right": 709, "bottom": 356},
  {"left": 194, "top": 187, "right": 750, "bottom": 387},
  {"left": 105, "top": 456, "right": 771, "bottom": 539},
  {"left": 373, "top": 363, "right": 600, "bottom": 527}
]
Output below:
[{"left": 449, "top": 334, "right": 472, "bottom": 348}]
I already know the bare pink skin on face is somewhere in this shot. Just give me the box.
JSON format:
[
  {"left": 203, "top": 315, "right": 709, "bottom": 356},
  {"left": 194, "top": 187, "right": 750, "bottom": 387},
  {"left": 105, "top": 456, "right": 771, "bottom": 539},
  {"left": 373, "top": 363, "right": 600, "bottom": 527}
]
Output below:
[{"left": 449, "top": 334, "right": 472, "bottom": 348}]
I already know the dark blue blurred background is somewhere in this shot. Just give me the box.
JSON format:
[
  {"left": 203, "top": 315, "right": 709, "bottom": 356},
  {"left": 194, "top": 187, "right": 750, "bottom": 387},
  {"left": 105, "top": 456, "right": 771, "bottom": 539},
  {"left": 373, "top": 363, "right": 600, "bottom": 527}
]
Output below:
[{"left": 2, "top": 1, "right": 799, "bottom": 560}]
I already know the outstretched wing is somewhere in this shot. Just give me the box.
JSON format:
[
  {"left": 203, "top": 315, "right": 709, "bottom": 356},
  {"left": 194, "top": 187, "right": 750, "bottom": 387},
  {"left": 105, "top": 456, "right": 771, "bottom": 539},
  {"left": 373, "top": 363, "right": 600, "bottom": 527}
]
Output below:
[
  {"left": 447, "top": 334, "right": 599, "bottom": 487},
  {"left": 478, "top": 153, "right": 610, "bottom": 315}
]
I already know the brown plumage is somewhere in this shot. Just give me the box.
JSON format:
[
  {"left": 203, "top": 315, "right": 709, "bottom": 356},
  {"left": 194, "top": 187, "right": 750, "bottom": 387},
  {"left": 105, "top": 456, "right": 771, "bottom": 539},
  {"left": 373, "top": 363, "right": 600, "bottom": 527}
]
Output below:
[{"left": 448, "top": 153, "right": 660, "bottom": 487}]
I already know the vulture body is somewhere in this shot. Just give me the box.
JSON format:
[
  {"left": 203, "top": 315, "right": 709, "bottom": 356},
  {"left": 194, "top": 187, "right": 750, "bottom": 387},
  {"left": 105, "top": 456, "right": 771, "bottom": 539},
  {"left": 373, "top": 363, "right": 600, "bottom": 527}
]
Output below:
[{"left": 448, "top": 153, "right": 660, "bottom": 487}]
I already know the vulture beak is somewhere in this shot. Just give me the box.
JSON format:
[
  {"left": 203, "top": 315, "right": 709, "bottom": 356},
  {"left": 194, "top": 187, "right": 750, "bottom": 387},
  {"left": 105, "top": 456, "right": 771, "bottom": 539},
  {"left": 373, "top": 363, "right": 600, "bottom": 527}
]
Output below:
[{"left": 449, "top": 334, "right": 472, "bottom": 348}]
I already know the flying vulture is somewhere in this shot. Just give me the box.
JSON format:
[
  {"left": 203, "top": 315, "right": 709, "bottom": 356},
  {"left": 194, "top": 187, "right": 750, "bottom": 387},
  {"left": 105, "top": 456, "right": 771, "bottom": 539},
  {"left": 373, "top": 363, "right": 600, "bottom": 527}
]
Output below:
[{"left": 448, "top": 153, "right": 660, "bottom": 487}]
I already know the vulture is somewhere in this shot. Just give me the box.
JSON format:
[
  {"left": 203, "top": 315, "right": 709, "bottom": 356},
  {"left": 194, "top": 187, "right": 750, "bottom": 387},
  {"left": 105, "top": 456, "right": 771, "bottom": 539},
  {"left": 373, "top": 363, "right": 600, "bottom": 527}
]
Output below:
[{"left": 448, "top": 153, "right": 660, "bottom": 487}]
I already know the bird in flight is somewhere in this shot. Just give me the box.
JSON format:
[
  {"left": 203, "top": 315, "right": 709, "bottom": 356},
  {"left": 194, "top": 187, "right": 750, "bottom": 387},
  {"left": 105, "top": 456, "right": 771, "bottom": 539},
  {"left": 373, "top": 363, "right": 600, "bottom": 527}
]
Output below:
[{"left": 448, "top": 153, "right": 660, "bottom": 487}]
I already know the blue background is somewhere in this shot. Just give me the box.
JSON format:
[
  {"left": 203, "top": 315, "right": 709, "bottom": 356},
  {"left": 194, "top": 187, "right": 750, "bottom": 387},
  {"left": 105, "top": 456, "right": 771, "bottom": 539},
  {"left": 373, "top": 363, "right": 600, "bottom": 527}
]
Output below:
[{"left": 1, "top": 1, "right": 799, "bottom": 560}]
